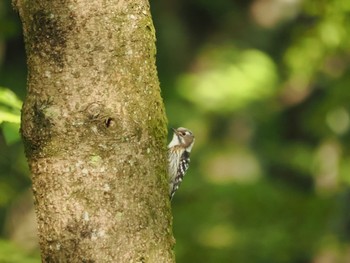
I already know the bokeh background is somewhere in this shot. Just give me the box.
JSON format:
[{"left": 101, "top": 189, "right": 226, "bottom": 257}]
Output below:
[{"left": 1, "top": 0, "right": 350, "bottom": 262}]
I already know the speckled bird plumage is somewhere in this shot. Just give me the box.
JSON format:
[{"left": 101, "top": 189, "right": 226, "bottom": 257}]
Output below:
[{"left": 168, "top": 127, "right": 195, "bottom": 200}]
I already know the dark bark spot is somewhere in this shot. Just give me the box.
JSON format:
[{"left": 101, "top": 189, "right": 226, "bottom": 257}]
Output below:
[
  {"left": 44, "top": 255, "right": 54, "bottom": 262},
  {"left": 30, "top": 10, "right": 74, "bottom": 68},
  {"left": 22, "top": 100, "right": 55, "bottom": 156},
  {"left": 105, "top": 117, "right": 115, "bottom": 128},
  {"left": 66, "top": 219, "right": 93, "bottom": 239}
]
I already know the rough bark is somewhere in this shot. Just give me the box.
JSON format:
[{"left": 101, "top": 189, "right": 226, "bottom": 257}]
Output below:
[{"left": 14, "top": 0, "right": 175, "bottom": 262}]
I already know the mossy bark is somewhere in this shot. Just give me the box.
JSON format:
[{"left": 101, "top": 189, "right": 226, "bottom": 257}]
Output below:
[{"left": 14, "top": 0, "right": 174, "bottom": 262}]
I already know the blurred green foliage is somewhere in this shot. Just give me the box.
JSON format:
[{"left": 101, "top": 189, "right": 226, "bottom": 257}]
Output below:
[
  {"left": 1, "top": 0, "right": 350, "bottom": 262},
  {"left": 0, "top": 239, "right": 39, "bottom": 263},
  {"left": 0, "top": 87, "right": 22, "bottom": 144}
]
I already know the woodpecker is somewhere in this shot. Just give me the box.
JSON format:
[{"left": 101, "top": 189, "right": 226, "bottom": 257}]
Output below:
[{"left": 168, "top": 127, "right": 195, "bottom": 200}]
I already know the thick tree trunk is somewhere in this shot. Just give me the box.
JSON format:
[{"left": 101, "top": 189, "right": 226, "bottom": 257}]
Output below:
[{"left": 14, "top": 0, "right": 174, "bottom": 262}]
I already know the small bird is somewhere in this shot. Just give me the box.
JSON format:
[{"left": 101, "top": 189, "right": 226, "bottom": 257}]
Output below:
[{"left": 168, "top": 127, "right": 195, "bottom": 200}]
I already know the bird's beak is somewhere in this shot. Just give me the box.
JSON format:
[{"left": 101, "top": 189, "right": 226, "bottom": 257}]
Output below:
[{"left": 172, "top": 128, "right": 178, "bottom": 135}]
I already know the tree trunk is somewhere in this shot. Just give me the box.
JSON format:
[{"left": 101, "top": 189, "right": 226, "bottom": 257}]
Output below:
[{"left": 14, "top": 0, "right": 175, "bottom": 262}]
